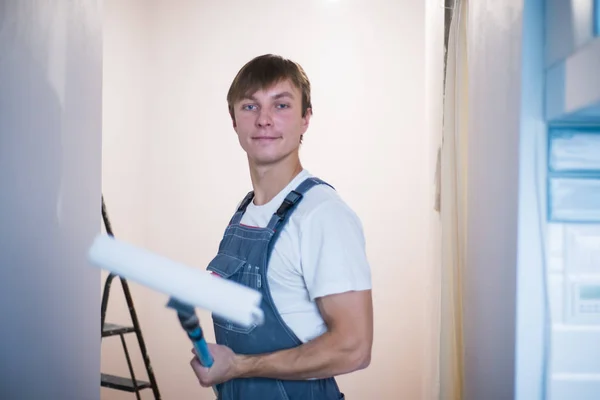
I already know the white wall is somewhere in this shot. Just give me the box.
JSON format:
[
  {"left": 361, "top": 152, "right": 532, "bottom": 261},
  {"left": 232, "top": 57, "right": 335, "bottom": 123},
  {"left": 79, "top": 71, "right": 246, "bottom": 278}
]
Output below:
[
  {"left": 101, "top": 1, "right": 439, "bottom": 399},
  {"left": 0, "top": 1, "right": 103, "bottom": 399},
  {"left": 464, "top": 1, "right": 524, "bottom": 399}
]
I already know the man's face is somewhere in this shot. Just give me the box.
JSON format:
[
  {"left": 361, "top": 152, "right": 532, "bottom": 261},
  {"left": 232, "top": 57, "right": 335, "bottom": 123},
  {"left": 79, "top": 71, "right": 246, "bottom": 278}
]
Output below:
[{"left": 232, "top": 79, "right": 310, "bottom": 167}]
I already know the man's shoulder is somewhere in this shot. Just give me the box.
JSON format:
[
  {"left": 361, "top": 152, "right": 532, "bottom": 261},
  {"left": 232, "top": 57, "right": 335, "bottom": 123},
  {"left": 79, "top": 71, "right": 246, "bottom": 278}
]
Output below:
[
  {"left": 291, "top": 178, "right": 360, "bottom": 225},
  {"left": 299, "top": 178, "right": 339, "bottom": 203}
]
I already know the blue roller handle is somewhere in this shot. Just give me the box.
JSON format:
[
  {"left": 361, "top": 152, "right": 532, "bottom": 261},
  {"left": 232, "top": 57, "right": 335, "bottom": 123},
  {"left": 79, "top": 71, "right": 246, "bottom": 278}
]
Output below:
[
  {"left": 166, "top": 298, "right": 214, "bottom": 368},
  {"left": 186, "top": 324, "right": 214, "bottom": 368}
]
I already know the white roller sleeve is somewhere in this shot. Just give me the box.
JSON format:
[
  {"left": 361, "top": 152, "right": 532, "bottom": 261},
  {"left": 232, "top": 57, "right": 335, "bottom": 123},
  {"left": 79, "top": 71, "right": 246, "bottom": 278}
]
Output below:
[{"left": 88, "top": 233, "right": 264, "bottom": 328}]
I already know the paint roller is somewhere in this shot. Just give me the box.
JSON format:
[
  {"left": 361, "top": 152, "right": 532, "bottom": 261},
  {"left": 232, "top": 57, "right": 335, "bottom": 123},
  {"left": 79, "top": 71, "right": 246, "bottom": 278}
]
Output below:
[{"left": 87, "top": 233, "right": 265, "bottom": 368}]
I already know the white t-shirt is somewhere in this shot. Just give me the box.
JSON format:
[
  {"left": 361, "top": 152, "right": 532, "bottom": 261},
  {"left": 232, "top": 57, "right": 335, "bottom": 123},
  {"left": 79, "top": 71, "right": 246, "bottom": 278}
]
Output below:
[{"left": 239, "top": 169, "right": 372, "bottom": 343}]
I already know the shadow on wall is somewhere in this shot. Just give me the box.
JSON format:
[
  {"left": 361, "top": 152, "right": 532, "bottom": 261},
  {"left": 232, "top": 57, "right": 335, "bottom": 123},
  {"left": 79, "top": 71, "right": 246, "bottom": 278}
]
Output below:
[
  {"left": 0, "top": 10, "right": 64, "bottom": 400},
  {"left": 0, "top": 2, "right": 102, "bottom": 397}
]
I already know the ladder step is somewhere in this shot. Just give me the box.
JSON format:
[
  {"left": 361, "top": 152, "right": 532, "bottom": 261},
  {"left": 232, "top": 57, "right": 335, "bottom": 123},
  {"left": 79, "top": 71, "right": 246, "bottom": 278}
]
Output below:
[
  {"left": 102, "top": 322, "right": 135, "bottom": 337},
  {"left": 101, "top": 373, "right": 151, "bottom": 392}
]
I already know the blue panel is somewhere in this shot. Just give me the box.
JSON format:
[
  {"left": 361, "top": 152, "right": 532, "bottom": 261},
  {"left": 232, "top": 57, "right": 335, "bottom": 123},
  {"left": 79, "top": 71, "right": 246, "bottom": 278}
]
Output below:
[
  {"left": 545, "top": 62, "right": 566, "bottom": 121},
  {"left": 549, "top": 127, "right": 600, "bottom": 172},
  {"left": 548, "top": 177, "right": 600, "bottom": 222}
]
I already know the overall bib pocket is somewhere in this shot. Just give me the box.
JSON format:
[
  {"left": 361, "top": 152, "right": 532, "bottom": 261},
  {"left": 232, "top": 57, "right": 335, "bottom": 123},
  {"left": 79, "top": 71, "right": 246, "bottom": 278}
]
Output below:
[{"left": 207, "top": 253, "right": 262, "bottom": 334}]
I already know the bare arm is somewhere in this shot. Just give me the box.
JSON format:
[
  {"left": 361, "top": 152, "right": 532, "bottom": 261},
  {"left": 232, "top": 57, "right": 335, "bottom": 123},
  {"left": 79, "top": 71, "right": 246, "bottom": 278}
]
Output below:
[{"left": 233, "top": 289, "right": 373, "bottom": 380}]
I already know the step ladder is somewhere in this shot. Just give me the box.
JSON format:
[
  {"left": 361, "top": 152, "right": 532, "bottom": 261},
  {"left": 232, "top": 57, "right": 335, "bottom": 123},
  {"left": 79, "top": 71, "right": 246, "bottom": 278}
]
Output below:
[{"left": 100, "top": 195, "right": 161, "bottom": 399}]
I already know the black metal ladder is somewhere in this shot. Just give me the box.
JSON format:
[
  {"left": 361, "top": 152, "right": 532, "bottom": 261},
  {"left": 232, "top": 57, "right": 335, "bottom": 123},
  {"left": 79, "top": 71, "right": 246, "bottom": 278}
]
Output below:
[{"left": 100, "top": 195, "right": 161, "bottom": 399}]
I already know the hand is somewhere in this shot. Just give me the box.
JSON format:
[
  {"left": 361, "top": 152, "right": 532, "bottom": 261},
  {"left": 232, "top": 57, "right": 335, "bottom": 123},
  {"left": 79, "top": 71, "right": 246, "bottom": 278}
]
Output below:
[{"left": 190, "top": 343, "right": 240, "bottom": 387}]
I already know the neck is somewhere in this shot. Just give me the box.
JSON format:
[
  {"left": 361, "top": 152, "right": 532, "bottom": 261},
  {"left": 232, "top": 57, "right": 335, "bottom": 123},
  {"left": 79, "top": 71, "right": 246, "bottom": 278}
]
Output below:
[{"left": 249, "top": 154, "right": 303, "bottom": 206}]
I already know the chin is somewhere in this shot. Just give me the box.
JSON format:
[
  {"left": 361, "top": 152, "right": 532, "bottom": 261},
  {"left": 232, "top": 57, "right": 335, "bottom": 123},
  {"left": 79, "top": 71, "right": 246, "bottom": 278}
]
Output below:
[
  {"left": 245, "top": 147, "right": 299, "bottom": 167},
  {"left": 250, "top": 156, "right": 283, "bottom": 167}
]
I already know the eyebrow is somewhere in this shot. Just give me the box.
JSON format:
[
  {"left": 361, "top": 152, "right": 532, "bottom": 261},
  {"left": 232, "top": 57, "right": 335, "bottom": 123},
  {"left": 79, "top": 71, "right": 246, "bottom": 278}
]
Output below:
[
  {"left": 241, "top": 91, "right": 295, "bottom": 102},
  {"left": 272, "top": 91, "right": 295, "bottom": 100}
]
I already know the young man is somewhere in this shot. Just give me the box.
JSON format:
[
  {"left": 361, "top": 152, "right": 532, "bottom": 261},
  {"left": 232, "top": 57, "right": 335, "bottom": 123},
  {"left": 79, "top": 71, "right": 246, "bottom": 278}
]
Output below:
[{"left": 190, "top": 54, "right": 373, "bottom": 400}]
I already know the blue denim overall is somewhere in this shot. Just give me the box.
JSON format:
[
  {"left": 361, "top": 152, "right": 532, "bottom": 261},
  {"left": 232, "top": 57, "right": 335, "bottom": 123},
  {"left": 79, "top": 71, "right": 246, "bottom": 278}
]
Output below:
[{"left": 206, "top": 177, "right": 345, "bottom": 400}]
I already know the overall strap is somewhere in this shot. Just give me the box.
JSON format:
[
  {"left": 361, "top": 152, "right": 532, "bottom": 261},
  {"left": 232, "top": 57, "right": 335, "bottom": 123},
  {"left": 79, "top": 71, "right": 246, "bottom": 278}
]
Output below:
[
  {"left": 266, "top": 177, "right": 333, "bottom": 232},
  {"left": 264, "top": 177, "right": 332, "bottom": 266},
  {"left": 228, "top": 191, "right": 255, "bottom": 225}
]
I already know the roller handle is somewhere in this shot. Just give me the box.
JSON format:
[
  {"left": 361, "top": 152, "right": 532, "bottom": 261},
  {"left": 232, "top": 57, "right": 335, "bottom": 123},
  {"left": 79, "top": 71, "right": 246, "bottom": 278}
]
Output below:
[
  {"left": 175, "top": 312, "right": 214, "bottom": 367},
  {"left": 166, "top": 297, "right": 215, "bottom": 369},
  {"left": 188, "top": 329, "right": 218, "bottom": 397},
  {"left": 186, "top": 324, "right": 214, "bottom": 368}
]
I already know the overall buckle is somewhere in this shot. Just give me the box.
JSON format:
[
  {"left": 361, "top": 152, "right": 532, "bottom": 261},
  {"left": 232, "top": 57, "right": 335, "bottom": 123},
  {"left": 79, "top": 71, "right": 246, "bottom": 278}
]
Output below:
[{"left": 275, "top": 190, "right": 302, "bottom": 219}]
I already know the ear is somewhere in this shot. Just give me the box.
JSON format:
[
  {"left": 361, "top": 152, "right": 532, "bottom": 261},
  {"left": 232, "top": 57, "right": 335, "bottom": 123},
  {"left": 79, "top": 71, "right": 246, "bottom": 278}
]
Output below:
[{"left": 301, "top": 108, "right": 312, "bottom": 131}]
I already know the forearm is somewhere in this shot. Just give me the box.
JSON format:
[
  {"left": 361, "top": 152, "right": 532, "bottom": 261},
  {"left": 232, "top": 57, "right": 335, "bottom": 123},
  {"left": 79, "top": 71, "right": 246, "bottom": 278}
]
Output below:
[{"left": 234, "top": 330, "right": 370, "bottom": 381}]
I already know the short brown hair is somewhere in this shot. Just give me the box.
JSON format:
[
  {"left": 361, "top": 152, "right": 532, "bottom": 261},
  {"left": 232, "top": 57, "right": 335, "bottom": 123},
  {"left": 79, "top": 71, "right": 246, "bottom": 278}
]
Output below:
[{"left": 226, "top": 54, "right": 312, "bottom": 121}]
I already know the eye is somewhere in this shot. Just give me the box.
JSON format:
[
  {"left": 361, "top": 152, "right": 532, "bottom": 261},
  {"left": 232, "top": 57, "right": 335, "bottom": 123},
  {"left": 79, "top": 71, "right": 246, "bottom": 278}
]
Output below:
[
  {"left": 276, "top": 103, "right": 290, "bottom": 109},
  {"left": 242, "top": 104, "right": 257, "bottom": 111}
]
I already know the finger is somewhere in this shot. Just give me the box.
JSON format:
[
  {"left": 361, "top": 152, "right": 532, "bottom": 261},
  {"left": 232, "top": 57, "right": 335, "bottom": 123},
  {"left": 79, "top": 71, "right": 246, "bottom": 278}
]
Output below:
[
  {"left": 190, "top": 357, "right": 210, "bottom": 373},
  {"left": 190, "top": 357, "right": 200, "bottom": 371},
  {"left": 190, "top": 358, "right": 212, "bottom": 388}
]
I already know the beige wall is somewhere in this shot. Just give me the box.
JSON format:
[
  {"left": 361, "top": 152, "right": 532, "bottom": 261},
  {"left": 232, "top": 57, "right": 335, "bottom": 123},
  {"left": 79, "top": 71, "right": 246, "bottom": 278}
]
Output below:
[
  {"left": 101, "top": 1, "right": 154, "bottom": 395},
  {"left": 101, "top": 1, "right": 441, "bottom": 399}
]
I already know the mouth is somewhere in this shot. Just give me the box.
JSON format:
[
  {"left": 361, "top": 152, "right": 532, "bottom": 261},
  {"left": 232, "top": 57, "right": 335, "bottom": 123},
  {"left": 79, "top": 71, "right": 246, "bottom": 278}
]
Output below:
[{"left": 251, "top": 136, "right": 281, "bottom": 141}]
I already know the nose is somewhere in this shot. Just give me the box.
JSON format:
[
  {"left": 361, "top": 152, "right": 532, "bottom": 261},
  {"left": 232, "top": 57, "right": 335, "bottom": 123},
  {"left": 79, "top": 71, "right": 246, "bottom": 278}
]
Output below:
[{"left": 256, "top": 109, "right": 273, "bottom": 128}]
